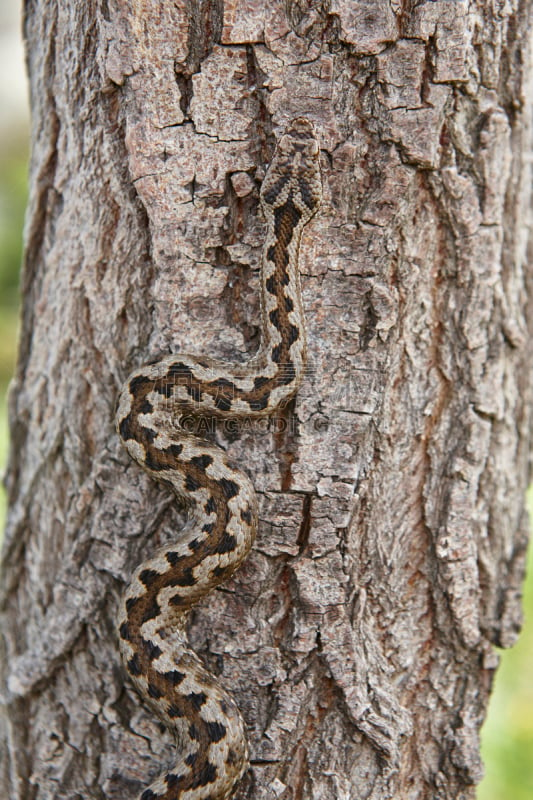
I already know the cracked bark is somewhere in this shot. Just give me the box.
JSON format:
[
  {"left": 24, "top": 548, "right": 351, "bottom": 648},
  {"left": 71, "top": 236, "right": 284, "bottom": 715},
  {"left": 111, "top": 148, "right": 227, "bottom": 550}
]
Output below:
[{"left": 1, "top": 1, "right": 533, "bottom": 799}]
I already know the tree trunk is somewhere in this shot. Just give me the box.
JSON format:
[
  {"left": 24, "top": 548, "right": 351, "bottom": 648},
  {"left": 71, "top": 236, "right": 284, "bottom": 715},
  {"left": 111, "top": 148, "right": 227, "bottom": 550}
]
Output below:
[{"left": 2, "top": 1, "right": 532, "bottom": 799}]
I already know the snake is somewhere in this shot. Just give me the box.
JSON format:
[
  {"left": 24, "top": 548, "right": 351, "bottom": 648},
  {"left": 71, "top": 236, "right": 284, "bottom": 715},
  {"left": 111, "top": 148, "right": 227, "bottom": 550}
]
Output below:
[{"left": 115, "top": 117, "right": 322, "bottom": 800}]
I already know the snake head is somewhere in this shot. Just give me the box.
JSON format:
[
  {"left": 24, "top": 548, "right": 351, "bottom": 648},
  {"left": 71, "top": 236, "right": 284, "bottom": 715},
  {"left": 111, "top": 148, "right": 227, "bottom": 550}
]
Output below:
[{"left": 260, "top": 117, "right": 322, "bottom": 223}]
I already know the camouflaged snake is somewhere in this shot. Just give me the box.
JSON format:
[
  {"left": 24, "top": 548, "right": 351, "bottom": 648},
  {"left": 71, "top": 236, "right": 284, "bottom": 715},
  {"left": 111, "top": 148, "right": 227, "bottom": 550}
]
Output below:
[{"left": 115, "top": 118, "right": 322, "bottom": 800}]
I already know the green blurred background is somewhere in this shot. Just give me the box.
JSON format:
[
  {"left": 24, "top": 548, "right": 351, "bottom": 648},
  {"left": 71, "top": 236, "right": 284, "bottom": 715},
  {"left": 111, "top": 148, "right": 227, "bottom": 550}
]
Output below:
[{"left": 0, "top": 2, "right": 531, "bottom": 796}]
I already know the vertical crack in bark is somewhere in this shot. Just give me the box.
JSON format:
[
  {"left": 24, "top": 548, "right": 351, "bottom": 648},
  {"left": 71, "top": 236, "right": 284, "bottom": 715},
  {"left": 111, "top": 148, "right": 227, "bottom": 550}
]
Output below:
[{"left": 296, "top": 494, "right": 312, "bottom": 552}]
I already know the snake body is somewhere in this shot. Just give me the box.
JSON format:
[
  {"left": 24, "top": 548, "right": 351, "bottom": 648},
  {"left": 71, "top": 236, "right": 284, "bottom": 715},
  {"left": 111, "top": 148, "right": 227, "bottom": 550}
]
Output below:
[{"left": 116, "top": 118, "right": 322, "bottom": 800}]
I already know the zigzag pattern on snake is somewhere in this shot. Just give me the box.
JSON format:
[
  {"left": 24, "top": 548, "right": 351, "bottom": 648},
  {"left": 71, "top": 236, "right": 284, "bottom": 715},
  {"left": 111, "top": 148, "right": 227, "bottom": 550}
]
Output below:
[{"left": 115, "top": 118, "right": 322, "bottom": 800}]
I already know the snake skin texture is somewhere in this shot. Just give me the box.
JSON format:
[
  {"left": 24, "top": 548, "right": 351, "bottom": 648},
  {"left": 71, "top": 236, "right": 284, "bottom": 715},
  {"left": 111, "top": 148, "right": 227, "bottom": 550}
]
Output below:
[{"left": 115, "top": 118, "right": 322, "bottom": 800}]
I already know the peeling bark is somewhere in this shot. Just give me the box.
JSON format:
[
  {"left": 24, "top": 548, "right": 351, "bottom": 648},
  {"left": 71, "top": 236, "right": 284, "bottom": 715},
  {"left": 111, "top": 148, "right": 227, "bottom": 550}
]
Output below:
[{"left": 1, "top": 1, "right": 533, "bottom": 799}]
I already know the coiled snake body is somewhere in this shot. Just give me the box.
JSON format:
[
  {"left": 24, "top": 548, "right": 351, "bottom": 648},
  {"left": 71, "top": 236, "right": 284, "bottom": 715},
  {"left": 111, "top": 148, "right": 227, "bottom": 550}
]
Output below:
[{"left": 116, "top": 118, "right": 322, "bottom": 800}]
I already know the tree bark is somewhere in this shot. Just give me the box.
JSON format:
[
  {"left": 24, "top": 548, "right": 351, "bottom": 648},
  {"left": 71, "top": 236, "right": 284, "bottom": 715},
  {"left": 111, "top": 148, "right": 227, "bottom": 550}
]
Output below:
[{"left": 2, "top": 1, "right": 532, "bottom": 799}]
